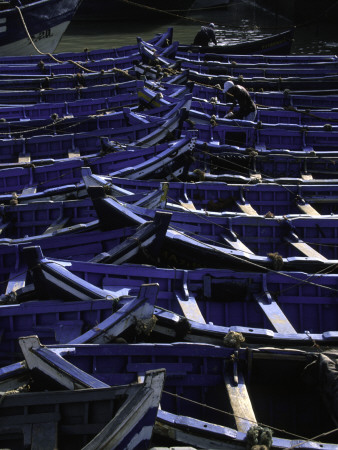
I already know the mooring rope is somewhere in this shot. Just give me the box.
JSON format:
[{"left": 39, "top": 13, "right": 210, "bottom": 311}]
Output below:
[
  {"left": 162, "top": 389, "right": 338, "bottom": 445},
  {"left": 15, "top": 6, "right": 134, "bottom": 79}
]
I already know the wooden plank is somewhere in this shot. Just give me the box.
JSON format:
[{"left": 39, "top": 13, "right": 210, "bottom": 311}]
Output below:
[
  {"left": 6, "top": 268, "right": 26, "bottom": 294},
  {"left": 221, "top": 233, "right": 254, "bottom": 254},
  {"left": 224, "top": 367, "right": 257, "bottom": 433},
  {"left": 175, "top": 291, "right": 206, "bottom": 324},
  {"left": 254, "top": 292, "right": 297, "bottom": 334},
  {"left": 18, "top": 153, "right": 31, "bottom": 163},
  {"left": 179, "top": 201, "right": 196, "bottom": 211},
  {"left": 235, "top": 202, "right": 258, "bottom": 216},
  {"left": 296, "top": 202, "right": 321, "bottom": 216},
  {"left": 68, "top": 149, "right": 81, "bottom": 158},
  {"left": 249, "top": 173, "right": 261, "bottom": 181},
  {"left": 21, "top": 186, "right": 37, "bottom": 195},
  {"left": 285, "top": 237, "right": 327, "bottom": 261},
  {"left": 43, "top": 217, "right": 70, "bottom": 235}
]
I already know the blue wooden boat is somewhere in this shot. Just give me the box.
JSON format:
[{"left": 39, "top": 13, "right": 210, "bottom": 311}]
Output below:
[
  {"left": 176, "top": 50, "right": 338, "bottom": 65},
  {"left": 179, "top": 57, "right": 338, "bottom": 79},
  {"left": 186, "top": 70, "right": 338, "bottom": 92},
  {"left": 190, "top": 98, "right": 338, "bottom": 127},
  {"left": 0, "top": 280, "right": 158, "bottom": 365},
  {"left": 0, "top": 27, "right": 173, "bottom": 64},
  {"left": 0, "top": 0, "right": 82, "bottom": 56},
  {"left": 0, "top": 38, "right": 178, "bottom": 77},
  {"left": 192, "top": 83, "right": 338, "bottom": 110},
  {"left": 0, "top": 136, "right": 194, "bottom": 201},
  {"left": 0, "top": 91, "right": 189, "bottom": 138},
  {"left": 86, "top": 185, "right": 338, "bottom": 272},
  {"left": 15, "top": 337, "right": 338, "bottom": 449},
  {"left": 0, "top": 213, "right": 173, "bottom": 294},
  {"left": 0, "top": 185, "right": 168, "bottom": 238},
  {"left": 0, "top": 81, "right": 190, "bottom": 120},
  {"left": 182, "top": 119, "right": 338, "bottom": 152},
  {"left": 177, "top": 28, "right": 296, "bottom": 56},
  {"left": 0, "top": 360, "right": 165, "bottom": 450},
  {"left": 0, "top": 78, "right": 145, "bottom": 105},
  {"left": 0, "top": 96, "right": 191, "bottom": 164},
  {"left": 19, "top": 246, "right": 338, "bottom": 345},
  {"left": 189, "top": 142, "right": 338, "bottom": 183},
  {"left": 94, "top": 177, "right": 338, "bottom": 217}
]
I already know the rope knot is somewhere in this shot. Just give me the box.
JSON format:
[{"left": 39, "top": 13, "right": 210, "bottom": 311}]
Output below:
[
  {"left": 10, "top": 192, "right": 18, "bottom": 206},
  {"left": 37, "top": 60, "right": 45, "bottom": 71},
  {"left": 210, "top": 114, "right": 217, "bottom": 127},
  {"left": 193, "top": 169, "right": 205, "bottom": 181},
  {"left": 223, "top": 331, "right": 245, "bottom": 348},
  {"left": 245, "top": 425, "right": 273, "bottom": 450},
  {"left": 209, "top": 96, "right": 219, "bottom": 104},
  {"left": 134, "top": 315, "right": 158, "bottom": 336},
  {"left": 267, "top": 252, "right": 284, "bottom": 270}
]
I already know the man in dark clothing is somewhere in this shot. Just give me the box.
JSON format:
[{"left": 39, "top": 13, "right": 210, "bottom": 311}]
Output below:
[
  {"left": 193, "top": 23, "right": 217, "bottom": 46},
  {"left": 223, "top": 80, "right": 257, "bottom": 121}
]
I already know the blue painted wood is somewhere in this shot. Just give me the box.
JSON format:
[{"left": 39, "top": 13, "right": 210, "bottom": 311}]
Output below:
[
  {"left": 19, "top": 341, "right": 338, "bottom": 449},
  {"left": 0, "top": 27, "right": 173, "bottom": 64},
  {"left": 16, "top": 249, "right": 338, "bottom": 344}
]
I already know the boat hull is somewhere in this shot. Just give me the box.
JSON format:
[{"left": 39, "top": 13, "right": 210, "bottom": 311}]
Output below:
[{"left": 0, "top": 0, "right": 82, "bottom": 56}]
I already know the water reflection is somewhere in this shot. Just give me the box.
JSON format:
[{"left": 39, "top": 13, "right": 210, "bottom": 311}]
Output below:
[{"left": 56, "top": 0, "right": 338, "bottom": 54}]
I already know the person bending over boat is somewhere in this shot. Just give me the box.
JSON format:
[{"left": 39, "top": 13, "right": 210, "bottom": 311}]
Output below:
[
  {"left": 223, "top": 80, "right": 257, "bottom": 121},
  {"left": 193, "top": 23, "right": 217, "bottom": 46}
]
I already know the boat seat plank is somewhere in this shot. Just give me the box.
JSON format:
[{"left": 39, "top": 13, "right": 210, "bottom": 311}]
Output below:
[
  {"left": 296, "top": 203, "right": 321, "bottom": 216},
  {"left": 235, "top": 202, "right": 258, "bottom": 215},
  {"left": 249, "top": 173, "right": 262, "bottom": 181},
  {"left": 68, "top": 149, "right": 81, "bottom": 158},
  {"left": 32, "top": 421, "right": 58, "bottom": 450},
  {"left": 18, "top": 153, "right": 31, "bottom": 163},
  {"left": 6, "top": 268, "right": 27, "bottom": 294},
  {"left": 254, "top": 292, "right": 297, "bottom": 334},
  {"left": 285, "top": 237, "right": 327, "bottom": 261},
  {"left": 179, "top": 200, "right": 196, "bottom": 211},
  {"left": 221, "top": 233, "right": 254, "bottom": 254},
  {"left": 301, "top": 173, "right": 313, "bottom": 180},
  {"left": 224, "top": 367, "right": 257, "bottom": 433},
  {"left": 42, "top": 217, "right": 70, "bottom": 235},
  {"left": 21, "top": 186, "right": 37, "bottom": 195},
  {"left": 175, "top": 291, "right": 206, "bottom": 324}
]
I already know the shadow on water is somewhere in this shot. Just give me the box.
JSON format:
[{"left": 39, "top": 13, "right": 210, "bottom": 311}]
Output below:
[{"left": 56, "top": 0, "right": 338, "bottom": 54}]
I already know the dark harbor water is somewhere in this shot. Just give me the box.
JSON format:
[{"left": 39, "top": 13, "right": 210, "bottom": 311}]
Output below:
[{"left": 56, "top": 0, "right": 338, "bottom": 55}]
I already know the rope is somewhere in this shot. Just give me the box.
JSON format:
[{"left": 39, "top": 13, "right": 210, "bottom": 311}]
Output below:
[
  {"left": 15, "top": 6, "right": 134, "bottom": 79},
  {"left": 121, "top": 0, "right": 217, "bottom": 25},
  {"left": 161, "top": 390, "right": 338, "bottom": 444}
]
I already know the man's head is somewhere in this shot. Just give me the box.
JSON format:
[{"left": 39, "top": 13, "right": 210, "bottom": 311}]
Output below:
[
  {"left": 208, "top": 23, "right": 215, "bottom": 29},
  {"left": 223, "top": 80, "right": 235, "bottom": 93}
]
